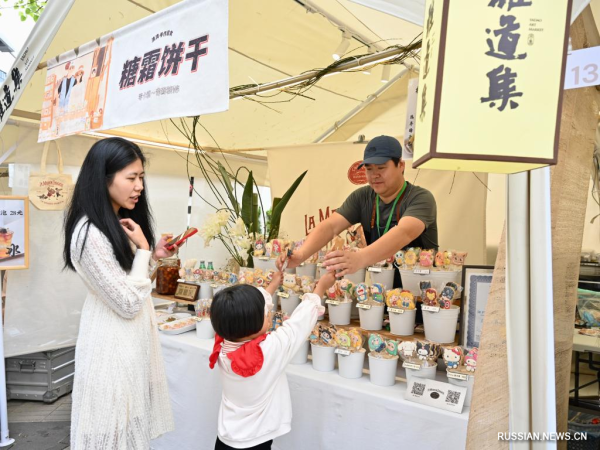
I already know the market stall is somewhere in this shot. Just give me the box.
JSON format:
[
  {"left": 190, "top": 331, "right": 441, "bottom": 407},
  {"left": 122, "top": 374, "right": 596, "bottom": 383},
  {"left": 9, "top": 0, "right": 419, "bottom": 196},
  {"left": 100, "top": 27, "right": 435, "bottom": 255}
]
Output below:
[{"left": 151, "top": 332, "right": 469, "bottom": 450}]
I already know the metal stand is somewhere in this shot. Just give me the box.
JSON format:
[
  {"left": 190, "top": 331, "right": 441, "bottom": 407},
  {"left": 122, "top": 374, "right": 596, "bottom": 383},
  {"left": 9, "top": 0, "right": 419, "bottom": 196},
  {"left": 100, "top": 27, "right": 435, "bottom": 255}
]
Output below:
[{"left": 0, "top": 270, "right": 14, "bottom": 447}]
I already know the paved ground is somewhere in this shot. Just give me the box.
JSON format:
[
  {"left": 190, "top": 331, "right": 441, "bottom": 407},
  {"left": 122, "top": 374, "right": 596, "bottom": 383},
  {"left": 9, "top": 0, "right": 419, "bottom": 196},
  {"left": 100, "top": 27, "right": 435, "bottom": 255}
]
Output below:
[{"left": 5, "top": 393, "right": 71, "bottom": 450}]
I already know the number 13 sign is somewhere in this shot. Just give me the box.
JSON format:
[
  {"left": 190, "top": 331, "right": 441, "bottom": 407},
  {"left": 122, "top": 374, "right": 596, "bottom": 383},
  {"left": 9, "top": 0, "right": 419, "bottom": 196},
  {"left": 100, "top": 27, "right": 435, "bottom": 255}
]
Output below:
[{"left": 565, "top": 46, "right": 600, "bottom": 90}]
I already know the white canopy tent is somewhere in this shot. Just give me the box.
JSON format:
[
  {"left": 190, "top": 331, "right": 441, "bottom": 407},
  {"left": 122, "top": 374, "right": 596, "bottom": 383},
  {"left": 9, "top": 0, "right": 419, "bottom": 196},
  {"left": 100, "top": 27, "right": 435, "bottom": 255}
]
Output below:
[{"left": 0, "top": 1, "right": 598, "bottom": 448}]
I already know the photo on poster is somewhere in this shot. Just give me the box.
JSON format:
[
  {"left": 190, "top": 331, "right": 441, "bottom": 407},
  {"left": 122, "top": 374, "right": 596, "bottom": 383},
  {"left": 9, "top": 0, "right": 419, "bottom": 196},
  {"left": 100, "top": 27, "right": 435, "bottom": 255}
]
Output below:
[
  {"left": 459, "top": 265, "right": 493, "bottom": 349},
  {"left": 39, "top": 37, "right": 114, "bottom": 141},
  {"left": 0, "top": 197, "right": 29, "bottom": 270}
]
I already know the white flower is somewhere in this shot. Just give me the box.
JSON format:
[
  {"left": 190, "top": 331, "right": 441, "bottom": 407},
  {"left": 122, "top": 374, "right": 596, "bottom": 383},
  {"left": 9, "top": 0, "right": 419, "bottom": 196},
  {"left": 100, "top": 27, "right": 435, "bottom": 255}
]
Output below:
[
  {"left": 216, "top": 210, "right": 231, "bottom": 227},
  {"left": 230, "top": 217, "right": 247, "bottom": 237},
  {"left": 199, "top": 213, "right": 224, "bottom": 247},
  {"left": 236, "top": 235, "right": 252, "bottom": 251}
]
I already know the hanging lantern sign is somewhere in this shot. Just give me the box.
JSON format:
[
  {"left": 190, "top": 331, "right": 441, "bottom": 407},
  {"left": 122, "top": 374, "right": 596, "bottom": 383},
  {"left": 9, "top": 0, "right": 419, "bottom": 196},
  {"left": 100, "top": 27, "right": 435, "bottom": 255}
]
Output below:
[{"left": 413, "top": 0, "right": 573, "bottom": 174}]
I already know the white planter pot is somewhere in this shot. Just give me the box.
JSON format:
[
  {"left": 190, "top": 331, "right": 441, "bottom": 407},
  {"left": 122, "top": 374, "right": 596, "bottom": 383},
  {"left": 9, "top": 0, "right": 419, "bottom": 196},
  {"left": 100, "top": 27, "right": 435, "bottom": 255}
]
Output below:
[
  {"left": 338, "top": 350, "right": 365, "bottom": 379},
  {"left": 318, "top": 296, "right": 326, "bottom": 321},
  {"left": 212, "top": 284, "right": 228, "bottom": 296},
  {"left": 398, "top": 268, "right": 462, "bottom": 298},
  {"left": 369, "top": 267, "right": 395, "bottom": 290},
  {"left": 290, "top": 340, "right": 310, "bottom": 365},
  {"left": 448, "top": 374, "right": 475, "bottom": 407},
  {"left": 253, "top": 256, "right": 278, "bottom": 272},
  {"left": 310, "top": 343, "right": 336, "bottom": 372},
  {"left": 368, "top": 354, "right": 399, "bottom": 386},
  {"left": 281, "top": 293, "right": 301, "bottom": 316},
  {"left": 327, "top": 301, "right": 352, "bottom": 325},
  {"left": 199, "top": 281, "right": 213, "bottom": 299},
  {"left": 358, "top": 304, "right": 385, "bottom": 331},
  {"left": 345, "top": 268, "right": 366, "bottom": 285},
  {"left": 196, "top": 319, "right": 215, "bottom": 339},
  {"left": 405, "top": 364, "right": 437, "bottom": 385},
  {"left": 317, "top": 266, "right": 328, "bottom": 280},
  {"left": 422, "top": 305, "right": 460, "bottom": 344},
  {"left": 296, "top": 263, "right": 317, "bottom": 278},
  {"left": 389, "top": 308, "right": 417, "bottom": 336}
]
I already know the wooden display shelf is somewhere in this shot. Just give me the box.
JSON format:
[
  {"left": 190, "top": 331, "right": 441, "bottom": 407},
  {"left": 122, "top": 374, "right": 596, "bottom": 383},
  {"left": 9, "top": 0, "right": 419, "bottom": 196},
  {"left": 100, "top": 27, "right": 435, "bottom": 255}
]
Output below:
[
  {"left": 152, "top": 290, "right": 459, "bottom": 345},
  {"left": 316, "top": 318, "right": 459, "bottom": 346},
  {"left": 151, "top": 289, "right": 196, "bottom": 305}
]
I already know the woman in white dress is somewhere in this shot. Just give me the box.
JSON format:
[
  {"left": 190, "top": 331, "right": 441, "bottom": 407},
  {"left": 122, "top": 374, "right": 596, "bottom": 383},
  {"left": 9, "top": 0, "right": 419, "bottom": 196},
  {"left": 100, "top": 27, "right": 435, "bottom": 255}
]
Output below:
[{"left": 63, "top": 137, "right": 175, "bottom": 449}]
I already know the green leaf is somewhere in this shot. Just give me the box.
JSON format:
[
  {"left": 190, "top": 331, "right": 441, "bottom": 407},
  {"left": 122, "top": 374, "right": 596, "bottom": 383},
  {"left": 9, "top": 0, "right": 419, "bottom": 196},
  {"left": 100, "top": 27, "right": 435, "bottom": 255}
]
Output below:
[
  {"left": 20, "top": 14, "right": 26, "bottom": 21},
  {"left": 267, "top": 170, "right": 307, "bottom": 241},
  {"left": 251, "top": 193, "right": 259, "bottom": 234},
  {"left": 217, "top": 162, "right": 239, "bottom": 215},
  {"left": 241, "top": 171, "right": 254, "bottom": 232}
]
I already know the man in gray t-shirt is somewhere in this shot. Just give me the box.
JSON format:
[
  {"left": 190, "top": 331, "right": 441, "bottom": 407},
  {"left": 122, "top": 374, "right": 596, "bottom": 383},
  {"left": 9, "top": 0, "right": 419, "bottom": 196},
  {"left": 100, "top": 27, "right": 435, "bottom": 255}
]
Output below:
[{"left": 278, "top": 135, "right": 438, "bottom": 281}]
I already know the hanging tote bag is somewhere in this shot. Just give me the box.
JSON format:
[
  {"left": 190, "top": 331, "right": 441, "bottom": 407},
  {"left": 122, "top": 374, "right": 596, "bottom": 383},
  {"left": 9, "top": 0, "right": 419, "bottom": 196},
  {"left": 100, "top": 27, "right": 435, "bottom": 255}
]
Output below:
[{"left": 28, "top": 140, "right": 74, "bottom": 211}]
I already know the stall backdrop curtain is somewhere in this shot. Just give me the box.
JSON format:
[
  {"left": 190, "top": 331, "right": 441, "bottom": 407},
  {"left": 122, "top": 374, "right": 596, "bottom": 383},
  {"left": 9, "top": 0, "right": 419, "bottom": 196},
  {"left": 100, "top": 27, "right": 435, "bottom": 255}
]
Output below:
[{"left": 267, "top": 140, "right": 487, "bottom": 265}]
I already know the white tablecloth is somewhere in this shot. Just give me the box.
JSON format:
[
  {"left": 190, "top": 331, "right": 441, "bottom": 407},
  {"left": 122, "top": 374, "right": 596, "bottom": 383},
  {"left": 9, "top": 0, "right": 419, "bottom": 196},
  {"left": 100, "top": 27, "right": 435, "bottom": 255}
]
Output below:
[
  {"left": 151, "top": 332, "right": 469, "bottom": 450},
  {"left": 573, "top": 328, "right": 600, "bottom": 353}
]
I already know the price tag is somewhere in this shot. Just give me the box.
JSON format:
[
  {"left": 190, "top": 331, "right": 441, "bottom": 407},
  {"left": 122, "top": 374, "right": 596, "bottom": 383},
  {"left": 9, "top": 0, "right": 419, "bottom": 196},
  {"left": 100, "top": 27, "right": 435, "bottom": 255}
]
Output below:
[
  {"left": 447, "top": 371, "right": 470, "bottom": 381},
  {"left": 277, "top": 292, "right": 290, "bottom": 298},
  {"left": 326, "top": 300, "right": 340, "bottom": 306},
  {"left": 357, "top": 303, "right": 371, "bottom": 310},
  {"left": 259, "top": 256, "right": 269, "bottom": 261},
  {"left": 316, "top": 263, "right": 323, "bottom": 267},
  {"left": 210, "top": 283, "right": 219, "bottom": 288},
  {"left": 413, "top": 268, "right": 430, "bottom": 275},
  {"left": 388, "top": 307, "right": 405, "bottom": 314},
  {"left": 368, "top": 266, "right": 382, "bottom": 273},
  {"left": 334, "top": 348, "right": 351, "bottom": 356},
  {"left": 402, "top": 362, "right": 421, "bottom": 370},
  {"left": 422, "top": 305, "right": 440, "bottom": 313}
]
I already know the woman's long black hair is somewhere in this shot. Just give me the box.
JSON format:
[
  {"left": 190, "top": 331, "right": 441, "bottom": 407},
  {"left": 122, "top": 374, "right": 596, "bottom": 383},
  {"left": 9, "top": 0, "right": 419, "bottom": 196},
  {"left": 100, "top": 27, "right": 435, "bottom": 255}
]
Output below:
[{"left": 63, "top": 137, "right": 155, "bottom": 272}]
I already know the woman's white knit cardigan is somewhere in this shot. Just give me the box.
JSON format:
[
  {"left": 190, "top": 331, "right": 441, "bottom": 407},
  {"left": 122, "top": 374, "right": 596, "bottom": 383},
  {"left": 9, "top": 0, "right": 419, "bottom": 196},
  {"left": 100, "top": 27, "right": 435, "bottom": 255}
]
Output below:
[{"left": 69, "top": 219, "right": 174, "bottom": 449}]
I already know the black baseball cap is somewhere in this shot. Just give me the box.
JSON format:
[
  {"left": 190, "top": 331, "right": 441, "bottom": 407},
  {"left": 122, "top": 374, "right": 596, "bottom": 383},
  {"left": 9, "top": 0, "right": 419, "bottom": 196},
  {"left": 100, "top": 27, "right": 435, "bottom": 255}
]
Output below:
[{"left": 358, "top": 135, "right": 402, "bottom": 169}]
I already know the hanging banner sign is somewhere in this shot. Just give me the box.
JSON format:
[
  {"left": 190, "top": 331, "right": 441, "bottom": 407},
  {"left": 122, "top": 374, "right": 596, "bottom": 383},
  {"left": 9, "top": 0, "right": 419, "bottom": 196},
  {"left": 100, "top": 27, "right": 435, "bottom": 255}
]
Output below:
[
  {"left": 413, "top": 0, "right": 572, "bottom": 174},
  {"left": 0, "top": 0, "right": 76, "bottom": 135},
  {"left": 38, "top": 0, "right": 228, "bottom": 142}
]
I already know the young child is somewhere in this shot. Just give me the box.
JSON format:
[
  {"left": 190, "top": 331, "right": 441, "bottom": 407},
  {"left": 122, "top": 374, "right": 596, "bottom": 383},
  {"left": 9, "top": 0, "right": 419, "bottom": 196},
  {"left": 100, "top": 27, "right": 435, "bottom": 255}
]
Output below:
[{"left": 209, "top": 271, "right": 336, "bottom": 450}]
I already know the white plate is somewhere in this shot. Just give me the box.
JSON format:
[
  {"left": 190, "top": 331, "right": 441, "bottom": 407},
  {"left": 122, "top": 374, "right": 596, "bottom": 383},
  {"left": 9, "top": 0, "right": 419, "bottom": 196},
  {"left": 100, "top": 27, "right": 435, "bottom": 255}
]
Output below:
[
  {"left": 158, "top": 318, "right": 197, "bottom": 335},
  {"left": 157, "top": 313, "right": 191, "bottom": 324},
  {"left": 153, "top": 297, "right": 175, "bottom": 308}
]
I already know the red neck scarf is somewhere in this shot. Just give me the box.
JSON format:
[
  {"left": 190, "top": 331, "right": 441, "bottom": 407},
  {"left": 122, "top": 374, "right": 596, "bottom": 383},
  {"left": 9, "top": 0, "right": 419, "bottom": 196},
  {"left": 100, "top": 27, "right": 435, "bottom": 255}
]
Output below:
[{"left": 209, "top": 333, "right": 269, "bottom": 378}]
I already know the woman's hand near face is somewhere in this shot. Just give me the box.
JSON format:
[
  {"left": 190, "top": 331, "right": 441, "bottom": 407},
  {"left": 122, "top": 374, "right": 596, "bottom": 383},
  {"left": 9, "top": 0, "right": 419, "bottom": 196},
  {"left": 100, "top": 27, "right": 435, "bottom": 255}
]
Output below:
[{"left": 120, "top": 218, "right": 149, "bottom": 251}]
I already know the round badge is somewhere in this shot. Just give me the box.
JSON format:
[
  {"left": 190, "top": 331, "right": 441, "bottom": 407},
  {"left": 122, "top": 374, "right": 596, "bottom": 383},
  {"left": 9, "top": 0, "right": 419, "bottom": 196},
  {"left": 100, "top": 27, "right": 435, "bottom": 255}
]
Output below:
[{"left": 347, "top": 161, "right": 367, "bottom": 185}]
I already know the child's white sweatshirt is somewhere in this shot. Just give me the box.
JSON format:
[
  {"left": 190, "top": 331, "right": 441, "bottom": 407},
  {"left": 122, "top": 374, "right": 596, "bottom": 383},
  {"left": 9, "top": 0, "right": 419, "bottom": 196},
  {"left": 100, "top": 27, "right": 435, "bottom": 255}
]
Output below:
[{"left": 214, "top": 289, "right": 322, "bottom": 449}]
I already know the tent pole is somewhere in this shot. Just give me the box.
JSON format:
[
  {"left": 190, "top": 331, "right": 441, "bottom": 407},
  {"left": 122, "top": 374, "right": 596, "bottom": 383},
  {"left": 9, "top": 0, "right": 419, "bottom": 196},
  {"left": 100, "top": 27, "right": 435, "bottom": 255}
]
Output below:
[
  {"left": 506, "top": 172, "right": 532, "bottom": 449},
  {"left": 230, "top": 46, "right": 415, "bottom": 98},
  {"left": 529, "top": 166, "right": 557, "bottom": 450},
  {"left": 0, "top": 270, "right": 12, "bottom": 448},
  {"left": 0, "top": 0, "right": 76, "bottom": 135},
  {"left": 313, "top": 67, "right": 409, "bottom": 143}
]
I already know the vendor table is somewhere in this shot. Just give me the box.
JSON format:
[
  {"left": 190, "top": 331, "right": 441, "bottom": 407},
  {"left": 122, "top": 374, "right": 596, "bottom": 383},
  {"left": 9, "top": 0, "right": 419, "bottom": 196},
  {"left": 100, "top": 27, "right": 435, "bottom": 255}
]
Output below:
[
  {"left": 571, "top": 329, "right": 600, "bottom": 411},
  {"left": 151, "top": 332, "right": 469, "bottom": 450}
]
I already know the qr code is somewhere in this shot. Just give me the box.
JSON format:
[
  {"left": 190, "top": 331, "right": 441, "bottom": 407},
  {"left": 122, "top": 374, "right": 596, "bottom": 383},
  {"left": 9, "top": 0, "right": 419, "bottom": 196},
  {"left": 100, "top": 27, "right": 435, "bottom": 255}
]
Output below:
[
  {"left": 411, "top": 382, "right": 426, "bottom": 396},
  {"left": 446, "top": 390, "right": 461, "bottom": 404}
]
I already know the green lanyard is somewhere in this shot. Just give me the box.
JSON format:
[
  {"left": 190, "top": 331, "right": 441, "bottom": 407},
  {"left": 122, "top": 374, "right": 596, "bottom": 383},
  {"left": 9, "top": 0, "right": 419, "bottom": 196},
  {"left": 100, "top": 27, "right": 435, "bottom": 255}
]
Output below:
[{"left": 376, "top": 181, "right": 407, "bottom": 238}]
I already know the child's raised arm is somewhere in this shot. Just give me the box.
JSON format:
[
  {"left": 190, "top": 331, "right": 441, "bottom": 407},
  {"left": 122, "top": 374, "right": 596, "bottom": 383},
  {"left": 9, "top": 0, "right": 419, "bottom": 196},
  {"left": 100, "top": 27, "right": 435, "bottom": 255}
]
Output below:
[
  {"left": 313, "top": 271, "right": 336, "bottom": 298},
  {"left": 266, "top": 271, "right": 283, "bottom": 296}
]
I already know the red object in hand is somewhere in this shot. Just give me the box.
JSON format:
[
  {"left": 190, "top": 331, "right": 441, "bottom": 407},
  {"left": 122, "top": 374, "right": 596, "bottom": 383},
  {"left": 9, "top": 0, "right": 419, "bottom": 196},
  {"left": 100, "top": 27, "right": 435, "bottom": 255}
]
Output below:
[{"left": 165, "top": 227, "right": 198, "bottom": 250}]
